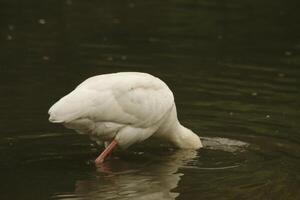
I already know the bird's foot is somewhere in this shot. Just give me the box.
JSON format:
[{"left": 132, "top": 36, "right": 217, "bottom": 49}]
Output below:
[{"left": 94, "top": 139, "right": 118, "bottom": 166}]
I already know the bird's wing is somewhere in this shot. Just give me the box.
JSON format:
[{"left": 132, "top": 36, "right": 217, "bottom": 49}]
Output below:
[
  {"left": 87, "top": 80, "right": 175, "bottom": 127},
  {"left": 112, "top": 83, "right": 174, "bottom": 127},
  {"left": 49, "top": 76, "right": 174, "bottom": 128}
]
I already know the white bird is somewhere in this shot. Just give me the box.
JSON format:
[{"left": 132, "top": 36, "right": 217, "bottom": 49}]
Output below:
[{"left": 48, "top": 72, "right": 202, "bottom": 164}]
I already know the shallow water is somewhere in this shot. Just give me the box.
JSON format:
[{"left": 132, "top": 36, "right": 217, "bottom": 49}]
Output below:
[{"left": 1, "top": 0, "right": 300, "bottom": 199}]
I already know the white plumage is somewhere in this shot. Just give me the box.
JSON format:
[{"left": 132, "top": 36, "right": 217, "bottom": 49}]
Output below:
[{"left": 48, "top": 72, "right": 202, "bottom": 163}]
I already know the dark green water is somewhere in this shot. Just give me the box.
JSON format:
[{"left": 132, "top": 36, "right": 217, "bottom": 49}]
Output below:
[{"left": 1, "top": 0, "right": 300, "bottom": 199}]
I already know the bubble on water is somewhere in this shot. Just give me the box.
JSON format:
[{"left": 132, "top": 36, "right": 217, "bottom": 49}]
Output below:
[
  {"left": 43, "top": 56, "right": 49, "bottom": 61},
  {"left": 148, "top": 37, "right": 158, "bottom": 42},
  {"left": 251, "top": 92, "right": 258, "bottom": 96},
  {"left": 38, "top": 19, "right": 46, "bottom": 25},
  {"left": 90, "top": 143, "right": 95, "bottom": 147},
  {"left": 134, "top": 151, "right": 144, "bottom": 155},
  {"left": 229, "top": 112, "right": 234, "bottom": 116},
  {"left": 266, "top": 115, "right": 270, "bottom": 118},
  {"left": 85, "top": 160, "right": 94, "bottom": 165},
  {"left": 279, "top": 10, "right": 286, "bottom": 16},
  {"left": 278, "top": 73, "right": 285, "bottom": 77},
  {"left": 129, "top": 2, "right": 135, "bottom": 8},
  {"left": 8, "top": 25, "right": 14, "bottom": 31},
  {"left": 112, "top": 18, "right": 120, "bottom": 24},
  {"left": 7, "top": 35, "right": 13, "bottom": 40},
  {"left": 66, "top": 0, "right": 72, "bottom": 5},
  {"left": 285, "top": 51, "right": 292, "bottom": 56}
]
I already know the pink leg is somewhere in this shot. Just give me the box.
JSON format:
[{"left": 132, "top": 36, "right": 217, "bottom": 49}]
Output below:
[{"left": 95, "top": 139, "right": 118, "bottom": 165}]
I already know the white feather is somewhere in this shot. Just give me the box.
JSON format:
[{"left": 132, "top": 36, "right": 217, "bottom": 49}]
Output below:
[{"left": 48, "top": 72, "right": 202, "bottom": 149}]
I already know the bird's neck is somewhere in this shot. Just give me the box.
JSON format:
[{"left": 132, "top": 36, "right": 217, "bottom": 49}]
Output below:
[
  {"left": 169, "top": 123, "right": 202, "bottom": 149},
  {"left": 156, "top": 104, "right": 202, "bottom": 149}
]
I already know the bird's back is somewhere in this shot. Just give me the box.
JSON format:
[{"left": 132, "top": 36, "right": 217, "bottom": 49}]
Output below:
[{"left": 48, "top": 72, "right": 175, "bottom": 145}]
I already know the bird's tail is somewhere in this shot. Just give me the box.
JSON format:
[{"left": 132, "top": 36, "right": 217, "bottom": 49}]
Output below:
[{"left": 48, "top": 89, "right": 94, "bottom": 123}]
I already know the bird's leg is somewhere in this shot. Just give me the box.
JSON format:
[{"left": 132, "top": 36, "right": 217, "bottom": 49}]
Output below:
[{"left": 95, "top": 139, "right": 118, "bottom": 165}]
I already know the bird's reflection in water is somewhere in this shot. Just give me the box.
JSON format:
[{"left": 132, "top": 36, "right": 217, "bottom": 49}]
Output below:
[{"left": 70, "top": 149, "right": 198, "bottom": 200}]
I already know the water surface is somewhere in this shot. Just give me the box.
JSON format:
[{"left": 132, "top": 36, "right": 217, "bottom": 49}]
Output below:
[{"left": 1, "top": 0, "right": 300, "bottom": 199}]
